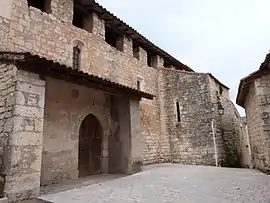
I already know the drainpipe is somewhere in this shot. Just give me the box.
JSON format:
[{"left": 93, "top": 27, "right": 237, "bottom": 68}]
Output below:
[{"left": 211, "top": 119, "right": 218, "bottom": 167}]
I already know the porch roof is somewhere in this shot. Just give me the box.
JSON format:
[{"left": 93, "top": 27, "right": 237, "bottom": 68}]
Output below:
[{"left": 0, "top": 52, "right": 155, "bottom": 100}]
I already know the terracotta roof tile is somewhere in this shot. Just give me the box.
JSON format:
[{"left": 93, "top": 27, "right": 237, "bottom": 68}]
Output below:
[{"left": 0, "top": 52, "right": 155, "bottom": 100}]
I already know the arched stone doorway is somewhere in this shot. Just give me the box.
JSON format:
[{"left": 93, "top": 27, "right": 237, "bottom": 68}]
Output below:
[{"left": 78, "top": 114, "right": 103, "bottom": 177}]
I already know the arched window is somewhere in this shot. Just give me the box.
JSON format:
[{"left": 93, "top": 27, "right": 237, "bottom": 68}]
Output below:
[{"left": 73, "top": 46, "right": 81, "bottom": 70}]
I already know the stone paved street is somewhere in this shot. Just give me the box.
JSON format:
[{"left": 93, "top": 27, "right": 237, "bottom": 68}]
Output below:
[{"left": 40, "top": 164, "right": 270, "bottom": 203}]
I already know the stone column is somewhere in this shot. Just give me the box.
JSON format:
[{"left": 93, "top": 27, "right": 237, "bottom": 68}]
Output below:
[
  {"left": 122, "top": 36, "right": 133, "bottom": 56},
  {"left": 128, "top": 99, "right": 143, "bottom": 174},
  {"left": 4, "top": 70, "right": 45, "bottom": 201},
  {"left": 101, "top": 134, "right": 109, "bottom": 174},
  {"left": 92, "top": 12, "right": 105, "bottom": 39},
  {"left": 137, "top": 47, "right": 148, "bottom": 67},
  {"left": 50, "top": 0, "right": 74, "bottom": 23},
  {"left": 152, "top": 55, "right": 164, "bottom": 68}
]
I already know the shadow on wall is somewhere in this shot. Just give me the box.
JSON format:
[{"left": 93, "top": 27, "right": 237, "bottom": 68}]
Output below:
[
  {"left": 0, "top": 154, "right": 4, "bottom": 198},
  {"left": 219, "top": 99, "right": 244, "bottom": 168},
  {"left": 220, "top": 129, "right": 241, "bottom": 168}
]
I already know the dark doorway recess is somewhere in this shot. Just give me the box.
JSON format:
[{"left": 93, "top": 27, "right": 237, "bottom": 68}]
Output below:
[{"left": 78, "top": 114, "right": 103, "bottom": 177}]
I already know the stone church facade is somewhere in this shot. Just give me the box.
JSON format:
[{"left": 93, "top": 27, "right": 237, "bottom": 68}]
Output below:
[{"left": 0, "top": 0, "right": 246, "bottom": 201}]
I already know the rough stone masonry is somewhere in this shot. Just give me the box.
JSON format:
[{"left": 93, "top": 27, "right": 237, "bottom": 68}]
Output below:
[
  {"left": 0, "top": 0, "right": 249, "bottom": 201},
  {"left": 237, "top": 55, "right": 270, "bottom": 174}
]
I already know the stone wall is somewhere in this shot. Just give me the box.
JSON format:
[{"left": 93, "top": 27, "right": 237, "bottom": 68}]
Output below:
[
  {"left": 244, "top": 80, "right": 266, "bottom": 171},
  {"left": 42, "top": 77, "right": 143, "bottom": 185},
  {"left": 42, "top": 77, "right": 112, "bottom": 185},
  {"left": 0, "top": 0, "right": 161, "bottom": 165},
  {"left": 239, "top": 117, "right": 252, "bottom": 168},
  {"left": 0, "top": 16, "right": 10, "bottom": 51},
  {"left": 1, "top": 67, "right": 45, "bottom": 201},
  {"left": 109, "top": 96, "right": 130, "bottom": 173},
  {"left": 160, "top": 69, "right": 215, "bottom": 165},
  {"left": 0, "top": 0, "right": 13, "bottom": 19},
  {"left": 259, "top": 74, "right": 270, "bottom": 172},
  {"left": 209, "top": 77, "right": 242, "bottom": 167},
  {"left": 0, "top": 63, "right": 17, "bottom": 197},
  {"left": 0, "top": 0, "right": 247, "bottom": 200},
  {"left": 1, "top": 0, "right": 158, "bottom": 94},
  {"left": 252, "top": 75, "right": 270, "bottom": 172}
]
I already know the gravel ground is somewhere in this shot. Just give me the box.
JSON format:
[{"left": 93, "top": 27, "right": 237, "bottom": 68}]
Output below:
[{"left": 40, "top": 164, "right": 270, "bottom": 203}]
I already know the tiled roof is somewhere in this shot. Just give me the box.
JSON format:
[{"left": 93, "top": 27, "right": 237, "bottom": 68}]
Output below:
[
  {"left": 236, "top": 53, "right": 270, "bottom": 107},
  {"left": 0, "top": 52, "right": 155, "bottom": 100},
  {"left": 77, "top": 0, "right": 193, "bottom": 72}
]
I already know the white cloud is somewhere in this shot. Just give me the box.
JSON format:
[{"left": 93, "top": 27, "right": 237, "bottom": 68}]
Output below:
[{"left": 96, "top": 0, "right": 270, "bottom": 115}]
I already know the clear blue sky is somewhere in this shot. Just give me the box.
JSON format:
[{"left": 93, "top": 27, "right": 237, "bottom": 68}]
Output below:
[{"left": 96, "top": 0, "right": 270, "bottom": 116}]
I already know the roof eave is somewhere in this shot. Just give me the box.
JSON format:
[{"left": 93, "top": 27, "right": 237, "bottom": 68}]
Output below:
[
  {"left": 0, "top": 52, "right": 155, "bottom": 100},
  {"left": 78, "top": 0, "right": 193, "bottom": 72}
]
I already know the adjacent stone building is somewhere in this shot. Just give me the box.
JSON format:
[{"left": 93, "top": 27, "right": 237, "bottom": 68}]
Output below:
[
  {"left": 237, "top": 53, "right": 270, "bottom": 174},
  {"left": 0, "top": 0, "right": 244, "bottom": 201}
]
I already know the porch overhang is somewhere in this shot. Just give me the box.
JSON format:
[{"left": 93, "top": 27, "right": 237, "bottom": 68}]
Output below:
[{"left": 0, "top": 52, "right": 155, "bottom": 100}]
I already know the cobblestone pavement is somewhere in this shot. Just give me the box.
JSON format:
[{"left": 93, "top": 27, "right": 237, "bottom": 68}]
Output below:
[{"left": 40, "top": 164, "right": 270, "bottom": 203}]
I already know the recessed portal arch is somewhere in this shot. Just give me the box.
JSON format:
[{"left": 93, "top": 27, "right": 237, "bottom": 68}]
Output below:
[{"left": 78, "top": 114, "right": 103, "bottom": 177}]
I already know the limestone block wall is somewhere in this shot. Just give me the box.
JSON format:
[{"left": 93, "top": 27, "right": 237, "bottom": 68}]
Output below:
[
  {"left": 109, "top": 96, "right": 130, "bottom": 174},
  {"left": 156, "top": 66, "right": 171, "bottom": 163},
  {"left": 1, "top": 68, "right": 45, "bottom": 201},
  {"left": 209, "top": 77, "right": 242, "bottom": 167},
  {"left": 110, "top": 97, "right": 143, "bottom": 173},
  {"left": 0, "top": 0, "right": 161, "bottom": 165},
  {"left": 260, "top": 74, "right": 270, "bottom": 172},
  {"left": 239, "top": 117, "right": 252, "bottom": 168},
  {"left": 0, "top": 63, "right": 17, "bottom": 197},
  {"left": 0, "top": 16, "right": 10, "bottom": 52},
  {"left": 1, "top": 0, "right": 158, "bottom": 95},
  {"left": 244, "top": 80, "right": 266, "bottom": 171},
  {"left": 140, "top": 98, "right": 162, "bottom": 164},
  {"left": 41, "top": 77, "right": 112, "bottom": 185},
  {"left": 161, "top": 69, "right": 215, "bottom": 165},
  {"left": 253, "top": 75, "right": 270, "bottom": 172},
  {"left": 0, "top": 0, "right": 13, "bottom": 19}
]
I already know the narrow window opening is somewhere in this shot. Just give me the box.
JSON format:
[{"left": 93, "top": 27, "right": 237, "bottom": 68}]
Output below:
[
  {"left": 73, "top": 7, "right": 84, "bottom": 29},
  {"left": 133, "top": 42, "right": 140, "bottom": 60},
  {"left": 176, "top": 101, "right": 181, "bottom": 123},
  {"left": 72, "top": 6, "right": 93, "bottom": 32},
  {"left": 147, "top": 53, "right": 154, "bottom": 67},
  {"left": 73, "top": 46, "right": 81, "bottom": 70},
  {"left": 27, "top": 0, "right": 51, "bottom": 13},
  {"left": 219, "top": 86, "right": 223, "bottom": 95},
  {"left": 105, "top": 26, "right": 123, "bottom": 51},
  {"left": 164, "top": 60, "right": 171, "bottom": 68},
  {"left": 137, "top": 80, "right": 141, "bottom": 90}
]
